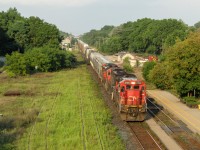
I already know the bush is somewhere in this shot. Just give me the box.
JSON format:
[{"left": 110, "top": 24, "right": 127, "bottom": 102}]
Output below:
[
  {"left": 182, "top": 97, "right": 199, "bottom": 108},
  {"left": 142, "top": 61, "right": 156, "bottom": 81},
  {"left": 5, "top": 52, "right": 28, "bottom": 77},
  {"left": 5, "top": 46, "right": 77, "bottom": 77},
  {"left": 123, "top": 57, "right": 133, "bottom": 73}
]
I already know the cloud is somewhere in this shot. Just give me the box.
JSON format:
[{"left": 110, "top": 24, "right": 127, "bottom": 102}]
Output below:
[{"left": 0, "top": 0, "right": 98, "bottom": 7}]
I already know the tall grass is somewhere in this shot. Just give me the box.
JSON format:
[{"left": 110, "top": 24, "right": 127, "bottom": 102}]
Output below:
[{"left": 0, "top": 52, "right": 125, "bottom": 150}]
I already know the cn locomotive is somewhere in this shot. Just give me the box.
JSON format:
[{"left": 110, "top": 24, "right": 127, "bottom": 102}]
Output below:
[{"left": 78, "top": 40, "right": 147, "bottom": 121}]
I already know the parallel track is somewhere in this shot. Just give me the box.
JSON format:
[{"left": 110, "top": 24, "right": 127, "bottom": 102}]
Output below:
[
  {"left": 147, "top": 97, "right": 191, "bottom": 134},
  {"left": 78, "top": 78, "right": 87, "bottom": 150},
  {"left": 78, "top": 69, "right": 104, "bottom": 150},
  {"left": 146, "top": 97, "right": 200, "bottom": 149},
  {"left": 89, "top": 97, "right": 104, "bottom": 150},
  {"left": 28, "top": 91, "right": 60, "bottom": 150}
]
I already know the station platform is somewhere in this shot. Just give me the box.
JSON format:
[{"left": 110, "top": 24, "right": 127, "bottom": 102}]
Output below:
[{"left": 147, "top": 90, "right": 200, "bottom": 135}]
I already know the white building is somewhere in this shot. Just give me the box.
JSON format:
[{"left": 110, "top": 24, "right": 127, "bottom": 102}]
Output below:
[
  {"left": 61, "top": 37, "right": 71, "bottom": 50},
  {"left": 117, "top": 52, "right": 147, "bottom": 67}
]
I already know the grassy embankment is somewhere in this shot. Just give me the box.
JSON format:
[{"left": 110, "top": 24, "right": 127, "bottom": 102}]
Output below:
[{"left": 0, "top": 52, "right": 125, "bottom": 150}]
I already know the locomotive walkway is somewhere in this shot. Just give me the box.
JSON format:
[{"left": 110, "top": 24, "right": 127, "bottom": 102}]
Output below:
[{"left": 147, "top": 90, "right": 200, "bottom": 135}]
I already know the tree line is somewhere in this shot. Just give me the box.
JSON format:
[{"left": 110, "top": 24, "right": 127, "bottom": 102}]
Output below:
[
  {"left": 81, "top": 18, "right": 200, "bottom": 105},
  {"left": 143, "top": 30, "right": 200, "bottom": 105},
  {"left": 0, "top": 8, "right": 76, "bottom": 76},
  {"left": 81, "top": 18, "right": 197, "bottom": 54}
]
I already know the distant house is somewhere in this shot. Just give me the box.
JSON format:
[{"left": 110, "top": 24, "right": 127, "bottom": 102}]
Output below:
[
  {"left": 116, "top": 52, "right": 147, "bottom": 67},
  {"left": 61, "top": 37, "right": 71, "bottom": 50}
]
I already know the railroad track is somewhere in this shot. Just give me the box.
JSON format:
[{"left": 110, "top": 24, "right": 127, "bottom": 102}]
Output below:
[
  {"left": 87, "top": 65, "right": 144, "bottom": 150},
  {"left": 88, "top": 96, "right": 104, "bottom": 150},
  {"left": 44, "top": 91, "right": 60, "bottom": 150},
  {"left": 77, "top": 68, "right": 105, "bottom": 150},
  {"left": 78, "top": 77, "right": 87, "bottom": 150},
  {"left": 128, "top": 122, "right": 162, "bottom": 150},
  {"left": 28, "top": 88, "right": 61, "bottom": 150},
  {"left": 28, "top": 100, "right": 44, "bottom": 150},
  {"left": 147, "top": 97, "right": 200, "bottom": 150},
  {"left": 147, "top": 97, "right": 191, "bottom": 134}
]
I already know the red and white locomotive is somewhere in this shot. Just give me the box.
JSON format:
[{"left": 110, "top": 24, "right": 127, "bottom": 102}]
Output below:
[{"left": 78, "top": 40, "right": 147, "bottom": 121}]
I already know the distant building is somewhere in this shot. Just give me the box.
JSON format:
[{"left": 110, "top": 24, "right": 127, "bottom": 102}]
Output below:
[
  {"left": 116, "top": 52, "right": 147, "bottom": 67},
  {"left": 61, "top": 37, "right": 71, "bottom": 50}
]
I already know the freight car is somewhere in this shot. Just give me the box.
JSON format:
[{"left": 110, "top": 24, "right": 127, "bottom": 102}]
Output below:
[{"left": 77, "top": 40, "right": 147, "bottom": 121}]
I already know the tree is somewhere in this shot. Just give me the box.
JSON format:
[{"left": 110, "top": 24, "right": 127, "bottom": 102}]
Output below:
[
  {"left": 165, "top": 31, "right": 200, "bottom": 97},
  {"left": 142, "top": 61, "right": 156, "bottom": 81},
  {"left": 7, "top": 20, "right": 30, "bottom": 52},
  {"left": 100, "top": 36, "right": 122, "bottom": 54},
  {"left": 194, "top": 21, "right": 200, "bottom": 28},
  {"left": 149, "top": 30, "right": 200, "bottom": 97},
  {"left": 149, "top": 62, "right": 173, "bottom": 90},
  {"left": 26, "top": 16, "right": 60, "bottom": 50},
  {"left": 0, "top": 8, "right": 61, "bottom": 55},
  {"left": 82, "top": 18, "right": 188, "bottom": 55}
]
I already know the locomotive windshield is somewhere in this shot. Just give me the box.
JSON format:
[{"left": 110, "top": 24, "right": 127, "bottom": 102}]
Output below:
[{"left": 126, "top": 85, "right": 140, "bottom": 90}]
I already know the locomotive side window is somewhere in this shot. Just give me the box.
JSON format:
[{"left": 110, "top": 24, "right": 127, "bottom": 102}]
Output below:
[
  {"left": 126, "top": 85, "right": 131, "bottom": 89},
  {"left": 121, "top": 86, "right": 125, "bottom": 92},
  {"left": 141, "top": 86, "right": 144, "bottom": 91}
]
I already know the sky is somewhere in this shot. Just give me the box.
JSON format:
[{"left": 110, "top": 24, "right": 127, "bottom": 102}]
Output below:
[{"left": 0, "top": 0, "right": 200, "bottom": 36}]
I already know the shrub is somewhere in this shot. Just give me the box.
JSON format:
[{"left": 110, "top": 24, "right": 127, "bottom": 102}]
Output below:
[
  {"left": 182, "top": 97, "right": 200, "bottom": 108},
  {"left": 5, "top": 46, "right": 77, "bottom": 77},
  {"left": 142, "top": 61, "right": 156, "bottom": 81},
  {"left": 5, "top": 52, "right": 28, "bottom": 77},
  {"left": 123, "top": 57, "right": 133, "bottom": 73},
  {"left": 26, "top": 46, "right": 76, "bottom": 72}
]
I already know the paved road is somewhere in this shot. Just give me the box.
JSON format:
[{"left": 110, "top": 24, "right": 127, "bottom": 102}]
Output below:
[{"left": 147, "top": 90, "right": 200, "bottom": 135}]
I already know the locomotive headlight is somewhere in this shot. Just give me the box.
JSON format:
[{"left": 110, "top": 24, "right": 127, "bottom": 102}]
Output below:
[{"left": 131, "top": 82, "right": 135, "bottom": 84}]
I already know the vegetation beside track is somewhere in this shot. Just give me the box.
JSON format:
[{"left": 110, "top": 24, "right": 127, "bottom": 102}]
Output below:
[{"left": 0, "top": 52, "right": 125, "bottom": 150}]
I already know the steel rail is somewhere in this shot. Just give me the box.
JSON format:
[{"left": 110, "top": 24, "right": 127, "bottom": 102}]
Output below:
[
  {"left": 147, "top": 97, "right": 192, "bottom": 134},
  {"left": 89, "top": 97, "right": 104, "bottom": 150},
  {"left": 128, "top": 122, "right": 162, "bottom": 150},
  {"left": 78, "top": 77, "right": 87, "bottom": 150}
]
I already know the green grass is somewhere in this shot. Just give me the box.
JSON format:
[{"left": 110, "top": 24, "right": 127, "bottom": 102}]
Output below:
[{"left": 0, "top": 52, "right": 125, "bottom": 150}]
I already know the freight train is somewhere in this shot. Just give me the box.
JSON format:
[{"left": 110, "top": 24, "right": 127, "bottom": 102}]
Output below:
[{"left": 77, "top": 40, "right": 147, "bottom": 121}]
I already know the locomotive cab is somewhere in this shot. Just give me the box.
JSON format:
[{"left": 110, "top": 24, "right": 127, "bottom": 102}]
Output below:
[{"left": 118, "top": 79, "right": 147, "bottom": 121}]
